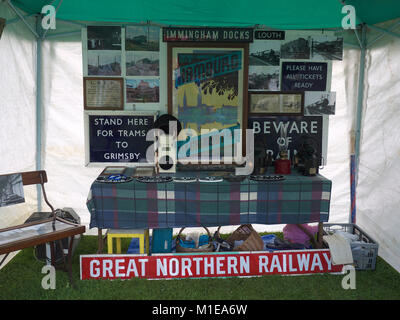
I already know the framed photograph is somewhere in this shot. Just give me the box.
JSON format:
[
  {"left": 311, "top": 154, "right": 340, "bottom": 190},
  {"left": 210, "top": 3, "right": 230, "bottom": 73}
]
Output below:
[
  {"left": 311, "top": 35, "right": 343, "bottom": 60},
  {"left": 248, "top": 66, "right": 280, "bottom": 91},
  {"left": 83, "top": 77, "right": 124, "bottom": 110},
  {"left": 249, "top": 91, "right": 304, "bottom": 116},
  {"left": 87, "top": 26, "right": 121, "bottom": 50},
  {"left": 125, "top": 26, "right": 160, "bottom": 51},
  {"left": 249, "top": 40, "right": 281, "bottom": 66},
  {"left": 304, "top": 91, "right": 336, "bottom": 115},
  {"left": 87, "top": 51, "right": 121, "bottom": 76},
  {"left": 126, "top": 51, "right": 159, "bottom": 76},
  {"left": 132, "top": 166, "right": 155, "bottom": 177},
  {"left": 0, "top": 173, "right": 25, "bottom": 208},
  {"left": 168, "top": 42, "right": 249, "bottom": 163},
  {"left": 281, "top": 34, "right": 311, "bottom": 59},
  {"left": 126, "top": 78, "right": 160, "bottom": 103},
  {"left": 100, "top": 166, "right": 127, "bottom": 175}
]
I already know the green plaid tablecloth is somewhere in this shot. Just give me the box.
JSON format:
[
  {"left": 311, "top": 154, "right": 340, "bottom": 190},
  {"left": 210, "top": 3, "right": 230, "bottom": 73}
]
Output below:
[{"left": 87, "top": 172, "right": 331, "bottom": 229}]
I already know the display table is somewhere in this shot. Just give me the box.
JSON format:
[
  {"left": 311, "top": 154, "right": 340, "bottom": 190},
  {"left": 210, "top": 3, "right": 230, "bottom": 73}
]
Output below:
[{"left": 87, "top": 171, "right": 331, "bottom": 229}]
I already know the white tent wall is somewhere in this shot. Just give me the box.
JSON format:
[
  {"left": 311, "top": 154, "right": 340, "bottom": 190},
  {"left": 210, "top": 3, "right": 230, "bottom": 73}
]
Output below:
[
  {"left": 356, "top": 19, "right": 400, "bottom": 272},
  {"left": 0, "top": 3, "right": 37, "bottom": 228},
  {"left": 41, "top": 31, "right": 100, "bottom": 228},
  {"left": 319, "top": 48, "right": 359, "bottom": 224}
]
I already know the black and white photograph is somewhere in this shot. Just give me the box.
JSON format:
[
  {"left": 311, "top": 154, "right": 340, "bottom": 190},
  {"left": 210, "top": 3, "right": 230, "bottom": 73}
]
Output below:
[
  {"left": 249, "top": 40, "right": 281, "bottom": 66},
  {"left": 248, "top": 66, "right": 280, "bottom": 91},
  {"left": 311, "top": 35, "right": 343, "bottom": 60},
  {"left": 87, "top": 51, "right": 121, "bottom": 76},
  {"left": 87, "top": 26, "right": 121, "bottom": 50},
  {"left": 126, "top": 51, "right": 159, "bottom": 76},
  {"left": 304, "top": 91, "right": 336, "bottom": 115},
  {"left": 125, "top": 26, "right": 160, "bottom": 51},
  {"left": 249, "top": 91, "right": 304, "bottom": 115},
  {"left": 0, "top": 173, "right": 25, "bottom": 208},
  {"left": 281, "top": 34, "right": 311, "bottom": 59}
]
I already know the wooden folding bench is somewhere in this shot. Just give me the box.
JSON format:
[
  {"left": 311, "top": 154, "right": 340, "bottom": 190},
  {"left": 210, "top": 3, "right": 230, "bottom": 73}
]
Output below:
[{"left": 0, "top": 171, "right": 85, "bottom": 285}]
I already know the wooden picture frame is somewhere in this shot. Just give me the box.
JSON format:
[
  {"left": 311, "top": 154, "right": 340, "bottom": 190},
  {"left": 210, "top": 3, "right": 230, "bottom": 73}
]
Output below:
[
  {"left": 167, "top": 42, "right": 249, "bottom": 163},
  {"left": 83, "top": 77, "right": 124, "bottom": 110},
  {"left": 248, "top": 91, "right": 304, "bottom": 116}
]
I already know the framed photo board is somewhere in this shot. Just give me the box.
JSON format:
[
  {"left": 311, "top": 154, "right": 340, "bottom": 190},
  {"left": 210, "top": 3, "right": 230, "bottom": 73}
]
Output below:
[
  {"left": 248, "top": 91, "right": 304, "bottom": 116},
  {"left": 167, "top": 42, "right": 249, "bottom": 163},
  {"left": 84, "top": 77, "right": 124, "bottom": 110}
]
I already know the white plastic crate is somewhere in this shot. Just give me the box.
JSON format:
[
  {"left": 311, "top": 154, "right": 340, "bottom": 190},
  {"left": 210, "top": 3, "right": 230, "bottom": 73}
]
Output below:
[{"left": 323, "top": 223, "right": 379, "bottom": 270}]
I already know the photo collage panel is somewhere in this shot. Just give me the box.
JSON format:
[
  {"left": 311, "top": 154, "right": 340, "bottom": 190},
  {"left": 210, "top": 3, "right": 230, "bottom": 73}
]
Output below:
[
  {"left": 85, "top": 25, "right": 160, "bottom": 107},
  {"left": 248, "top": 30, "right": 342, "bottom": 116}
]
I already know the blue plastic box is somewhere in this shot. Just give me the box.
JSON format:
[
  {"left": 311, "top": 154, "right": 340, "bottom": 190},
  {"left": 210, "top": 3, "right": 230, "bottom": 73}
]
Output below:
[{"left": 151, "top": 228, "right": 173, "bottom": 253}]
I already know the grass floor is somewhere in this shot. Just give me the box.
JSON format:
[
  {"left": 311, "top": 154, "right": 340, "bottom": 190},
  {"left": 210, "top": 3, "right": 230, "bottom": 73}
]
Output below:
[{"left": 0, "top": 235, "right": 399, "bottom": 300}]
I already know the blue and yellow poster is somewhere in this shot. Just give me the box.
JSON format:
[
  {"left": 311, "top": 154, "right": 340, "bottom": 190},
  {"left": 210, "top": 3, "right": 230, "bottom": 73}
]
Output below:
[{"left": 171, "top": 47, "right": 245, "bottom": 161}]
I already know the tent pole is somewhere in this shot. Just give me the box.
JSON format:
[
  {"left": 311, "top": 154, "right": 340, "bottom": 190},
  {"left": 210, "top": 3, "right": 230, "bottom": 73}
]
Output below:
[
  {"left": 353, "top": 28, "right": 363, "bottom": 48},
  {"left": 35, "top": 16, "right": 43, "bottom": 212},
  {"left": 352, "top": 23, "right": 367, "bottom": 223}
]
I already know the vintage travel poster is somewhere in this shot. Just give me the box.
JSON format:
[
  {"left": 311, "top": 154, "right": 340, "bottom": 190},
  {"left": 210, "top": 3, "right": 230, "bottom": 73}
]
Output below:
[
  {"left": 171, "top": 46, "right": 245, "bottom": 160},
  {"left": 172, "top": 47, "right": 244, "bottom": 134}
]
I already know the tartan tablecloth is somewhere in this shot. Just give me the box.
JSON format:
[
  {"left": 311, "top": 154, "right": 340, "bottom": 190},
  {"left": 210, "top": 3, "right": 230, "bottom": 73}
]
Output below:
[{"left": 87, "top": 171, "right": 331, "bottom": 229}]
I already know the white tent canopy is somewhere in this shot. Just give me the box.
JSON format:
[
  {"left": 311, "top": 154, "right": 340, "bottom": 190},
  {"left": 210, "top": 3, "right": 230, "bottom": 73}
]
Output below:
[{"left": 0, "top": 1, "right": 399, "bottom": 272}]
